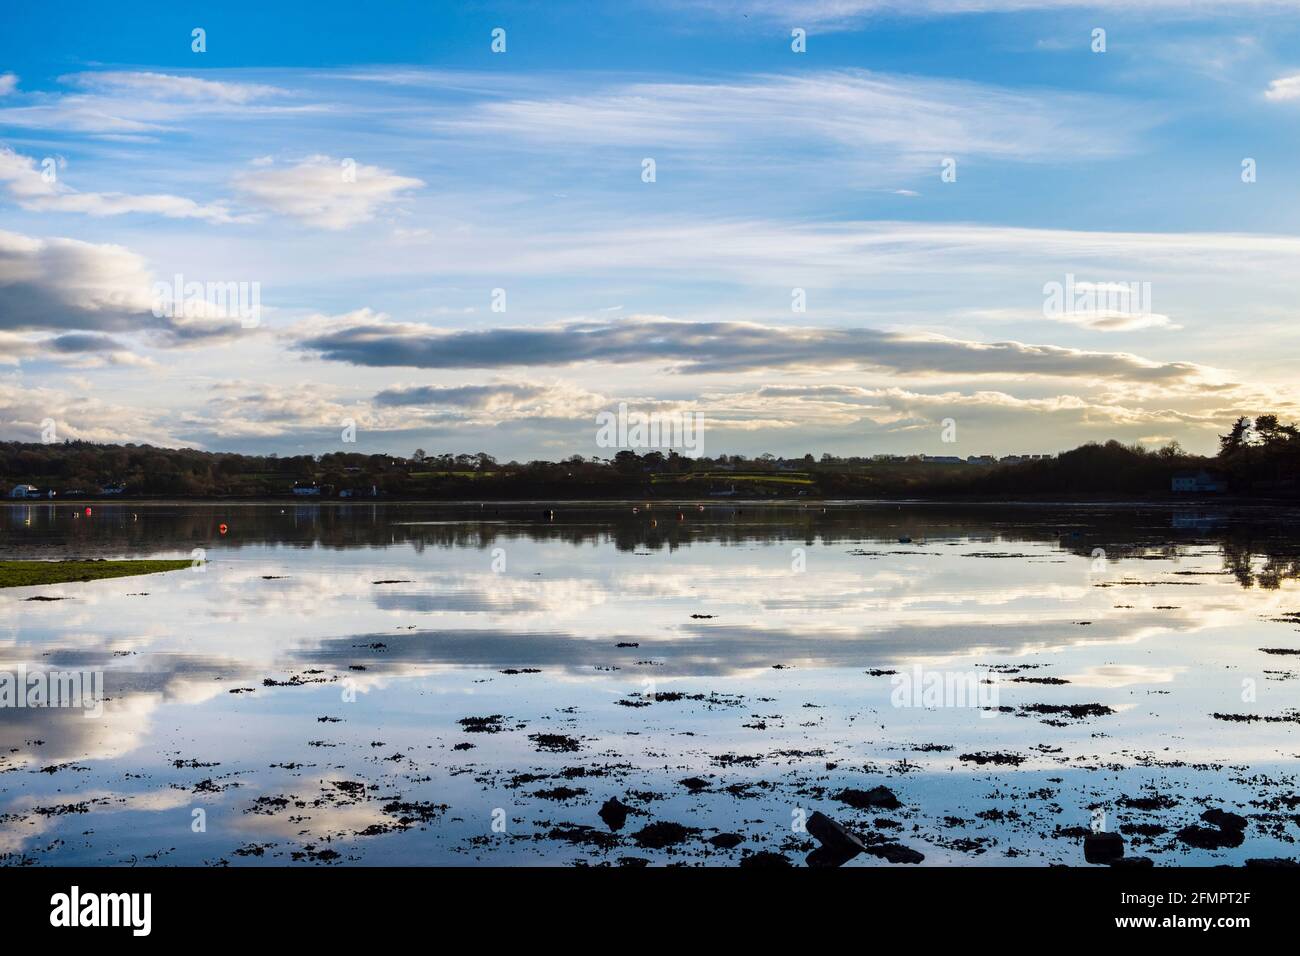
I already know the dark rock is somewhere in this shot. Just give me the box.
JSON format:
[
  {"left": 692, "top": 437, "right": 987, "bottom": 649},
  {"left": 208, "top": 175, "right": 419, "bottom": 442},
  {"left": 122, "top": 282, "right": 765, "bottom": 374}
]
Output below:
[
  {"left": 547, "top": 825, "right": 619, "bottom": 850},
  {"left": 631, "top": 821, "right": 696, "bottom": 849},
  {"left": 958, "top": 751, "right": 1025, "bottom": 766},
  {"left": 739, "top": 851, "right": 792, "bottom": 868},
  {"left": 805, "top": 811, "right": 868, "bottom": 867},
  {"left": 1084, "top": 831, "right": 1125, "bottom": 864},
  {"left": 598, "top": 797, "right": 630, "bottom": 832},
  {"left": 1118, "top": 794, "right": 1178, "bottom": 811},
  {"left": 833, "top": 786, "right": 902, "bottom": 811},
  {"left": 532, "top": 786, "right": 586, "bottom": 801},
  {"left": 1177, "top": 809, "right": 1248, "bottom": 850},
  {"left": 864, "top": 842, "right": 925, "bottom": 864},
  {"left": 1201, "top": 808, "right": 1248, "bottom": 832},
  {"left": 708, "top": 832, "right": 743, "bottom": 849},
  {"left": 1110, "top": 856, "right": 1154, "bottom": 868},
  {"left": 1245, "top": 858, "right": 1299, "bottom": 868},
  {"left": 1177, "top": 825, "right": 1245, "bottom": 850},
  {"left": 528, "top": 733, "right": 581, "bottom": 753}
]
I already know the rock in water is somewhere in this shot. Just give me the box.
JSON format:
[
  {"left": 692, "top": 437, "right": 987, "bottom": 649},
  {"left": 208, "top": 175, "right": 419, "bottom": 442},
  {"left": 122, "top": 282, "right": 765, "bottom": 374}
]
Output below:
[
  {"left": 598, "top": 797, "right": 630, "bottom": 832},
  {"left": 631, "top": 821, "right": 695, "bottom": 849},
  {"left": 864, "top": 842, "right": 925, "bottom": 865},
  {"left": 805, "top": 811, "right": 868, "bottom": 867},
  {"left": 1201, "top": 808, "right": 1248, "bottom": 833},
  {"left": 1177, "top": 824, "right": 1245, "bottom": 850},
  {"left": 1084, "top": 831, "right": 1125, "bottom": 864},
  {"left": 1177, "top": 808, "right": 1249, "bottom": 850},
  {"left": 833, "top": 786, "right": 902, "bottom": 811}
]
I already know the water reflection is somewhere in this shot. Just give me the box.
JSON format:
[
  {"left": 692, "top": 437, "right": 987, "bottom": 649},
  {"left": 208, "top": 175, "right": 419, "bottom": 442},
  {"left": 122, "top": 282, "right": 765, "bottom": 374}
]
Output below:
[
  {"left": 2, "top": 502, "right": 1299, "bottom": 867},
  {"left": 1, "top": 500, "right": 1296, "bottom": 562}
]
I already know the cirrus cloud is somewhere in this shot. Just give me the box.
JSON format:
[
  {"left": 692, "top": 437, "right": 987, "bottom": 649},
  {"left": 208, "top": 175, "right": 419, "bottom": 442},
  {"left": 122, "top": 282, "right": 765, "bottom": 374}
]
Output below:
[
  {"left": 0, "top": 147, "right": 238, "bottom": 223},
  {"left": 59, "top": 70, "right": 286, "bottom": 104}
]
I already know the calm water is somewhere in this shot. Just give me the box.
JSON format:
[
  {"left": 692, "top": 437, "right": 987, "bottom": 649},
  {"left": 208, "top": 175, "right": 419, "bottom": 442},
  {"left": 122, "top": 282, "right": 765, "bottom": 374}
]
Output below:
[{"left": 2, "top": 501, "right": 1298, "bottom": 867}]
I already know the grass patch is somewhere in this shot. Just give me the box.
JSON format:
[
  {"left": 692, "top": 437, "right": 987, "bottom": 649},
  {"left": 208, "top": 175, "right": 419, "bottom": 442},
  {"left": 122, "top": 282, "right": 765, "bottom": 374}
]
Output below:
[
  {"left": 0, "top": 559, "right": 195, "bottom": 589},
  {"left": 651, "top": 472, "right": 814, "bottom": 486},
  {"left": 408, "top": 470, "right": 494, "bottom": 478}
]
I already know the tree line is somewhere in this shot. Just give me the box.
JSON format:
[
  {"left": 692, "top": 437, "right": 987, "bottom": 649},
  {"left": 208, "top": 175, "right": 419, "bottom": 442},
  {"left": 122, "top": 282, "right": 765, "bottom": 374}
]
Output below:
[{"left": 1, "top": 416, "right": 1296, "bottom": 499}]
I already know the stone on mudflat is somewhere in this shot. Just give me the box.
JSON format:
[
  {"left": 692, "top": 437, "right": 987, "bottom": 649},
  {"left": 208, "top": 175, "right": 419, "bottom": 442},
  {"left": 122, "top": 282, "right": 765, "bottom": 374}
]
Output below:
[{"left": 1084, "top": 831, "right": 1124, "bottom": 864}]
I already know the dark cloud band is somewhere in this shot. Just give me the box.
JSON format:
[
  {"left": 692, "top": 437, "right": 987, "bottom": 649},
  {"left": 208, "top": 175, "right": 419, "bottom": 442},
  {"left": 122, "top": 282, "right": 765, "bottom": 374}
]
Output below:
[{"left": 299, "top": 317, "right": 1204, "bottom": 383}]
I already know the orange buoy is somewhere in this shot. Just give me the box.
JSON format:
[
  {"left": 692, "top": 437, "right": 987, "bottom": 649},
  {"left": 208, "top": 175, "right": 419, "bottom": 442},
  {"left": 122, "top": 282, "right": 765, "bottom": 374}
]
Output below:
[{"left": 219, "top": 523, "right": 229, "bottom": 535}]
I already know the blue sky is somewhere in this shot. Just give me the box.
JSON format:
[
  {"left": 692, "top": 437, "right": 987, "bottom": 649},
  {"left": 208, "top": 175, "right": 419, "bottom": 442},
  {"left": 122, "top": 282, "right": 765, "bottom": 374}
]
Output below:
[{"left": 3, "top": 1, "right": 1300, "bottom": 458}]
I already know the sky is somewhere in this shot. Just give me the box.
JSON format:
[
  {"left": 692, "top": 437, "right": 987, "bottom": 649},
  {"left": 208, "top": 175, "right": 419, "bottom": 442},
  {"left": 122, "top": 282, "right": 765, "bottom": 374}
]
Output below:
[{"left": 2, "top": 0, "right": 1300, "bottom": 460}]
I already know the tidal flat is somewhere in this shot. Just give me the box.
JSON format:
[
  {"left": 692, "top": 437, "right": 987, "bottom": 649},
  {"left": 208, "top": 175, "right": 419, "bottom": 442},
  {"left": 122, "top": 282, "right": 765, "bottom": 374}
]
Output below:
[{"left": 1, "top": 501, "right": 1298, "bottom": 867}]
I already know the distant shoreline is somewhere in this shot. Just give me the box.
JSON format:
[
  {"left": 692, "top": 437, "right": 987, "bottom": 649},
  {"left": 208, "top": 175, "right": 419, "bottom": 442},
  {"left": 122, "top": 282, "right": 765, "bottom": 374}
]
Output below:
[{"left": 1, "top": 495, "right": 1285, "bottom": 508}]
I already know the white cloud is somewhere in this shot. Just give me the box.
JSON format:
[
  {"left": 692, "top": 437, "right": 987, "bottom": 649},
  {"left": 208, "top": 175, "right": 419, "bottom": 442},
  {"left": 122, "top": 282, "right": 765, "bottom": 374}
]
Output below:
[
  {"left": 0, "top": 73, "right": 17, "bottom": 96},
  {"left": 0, "top": 331, "right": 153, "bottom": 368},
  {"left": 1050, "top": 310, "right": 1180, "bottom": 332},
  {"left": 374, "top": 381, "right": 609, "bottom": 419},
  {"left": 183, "top": 378, "right": 609, "bottom": 440},
  {"left": 0, "top": 228, "right": 156, "bottom": 332},
  {"left": 694, "top": 1, "right": 1300, "bottom": 29},
  {"left": 439, "top": 70, "right": 1139, "bottom": 171},
  {"left": 0, "top": 227, "right": 247, "bottom": 345},
  {"left": 61, "top": 71, "right": 286, "bottom": 104},
  {"left": 274, "top": 216, "right": 1300, "bottom": 289},
  {"left": 0, "top": 147, "right": 237, "bottom": 223},
  {"left": 0, "top": 70, "right": 311, "bottom": 136},
  {"left": 1265, "top": 72, "right": 1300, "bottom": 101},
  {"left": 233, "top": 155, "right": 423, "bottom": 229},
  {"left": 750, "top": 382, "right": 1218, "bottom": 429},
  {"left": 0, "top": 381, "right": 182, "bottom": 444}
]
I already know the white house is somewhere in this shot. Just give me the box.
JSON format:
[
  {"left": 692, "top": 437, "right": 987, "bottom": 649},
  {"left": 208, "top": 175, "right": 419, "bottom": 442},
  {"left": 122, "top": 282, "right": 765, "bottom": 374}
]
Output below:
[{"left": 8, "top": 484, "right": 39, "bottom": 499}]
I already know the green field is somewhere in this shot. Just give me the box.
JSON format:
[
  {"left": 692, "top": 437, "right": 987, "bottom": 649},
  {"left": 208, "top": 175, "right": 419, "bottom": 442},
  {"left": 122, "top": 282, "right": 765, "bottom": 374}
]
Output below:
[
  {"left": 0, "top": 559, "right": 195, "bottom": 589},
  {"left": 407, "top": 470, "right": 495, "bottom": 478},
  {"left": 651, "top": 471, "right": 815, "bottom": 486}
]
